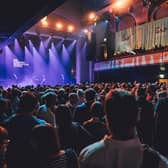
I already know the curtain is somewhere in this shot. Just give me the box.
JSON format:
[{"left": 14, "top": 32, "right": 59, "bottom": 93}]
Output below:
[{"left": 115, "top": 17, "right": 168, "bottom": 55}]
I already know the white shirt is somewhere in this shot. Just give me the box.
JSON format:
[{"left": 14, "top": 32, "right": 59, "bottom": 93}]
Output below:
[{"left": 79, "top": 135, "right": 143, "bottom": 168}]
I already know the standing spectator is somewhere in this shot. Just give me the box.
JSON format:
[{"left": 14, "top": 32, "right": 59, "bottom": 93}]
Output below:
[
  {"left": 55, "top": 105, "right": 93, "bottom": 154},
  {"left": 136, "top": 87, "right": 154, "bottom": 146},
  {"left": 77, "top": 89, "right": 85, "bottom": 105},
  {"left": 79, "top": 89, "right": 143, "bottom": 168},
  {"left": 57, "top": 88, "right": 67, "bottom": 105},
  {"left": 66, "top": 93, "right": 78, "bottom": 117},
  {"left": 37, "top": 92, "right": 57, "bottom": 127},
  {"left": 0, "top": 126, "right": 9, "bottom": 168},
  {"left": 154, "top": 92, "right": 168, "bottom": 157},
  {"left": 73, "top": 88, "right": 96, "bottom": 123},
  {"left": 83, "top": 101, "right": 108, "bottom": 142},
  {"left": 30, "top": 124, "right": 79, "bottom": 168},
  {"left": 4, "top": 91, "right": 46, "bottom": 168},
  {"left": 0, "top": 99, "right": 10, "bottom": 123},
  {"left": 146, "top": 84, "right": 157, "bottom": 105}
]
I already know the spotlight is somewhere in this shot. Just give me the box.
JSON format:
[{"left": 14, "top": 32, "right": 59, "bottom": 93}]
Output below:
[
  {"left": 105, "top": 20, "right": 109, "bottom": 23},
  {"left": 88, "top": 12, "right": 97, "bottom": 21},
  {"left": 41, "top": 16, "right": 48, "bottom": 27},
  {"left": 67, "top": 25, "right": 74, "bottom": 32},
  {"left": 83, "top": 29, "right": 89, "bottom": 34},
  {"left": 112, "top": 0, "right": 132, "bottom": 12},
  {"left": 71, "top": 69, "right": 75, "bottom": 74},
  {"left": 159, "top": 74, "right": 165, "bottom": 79},
  {"left": 115, "top": 0, "right": 123, "bottom": 8},
  {"left": 41, "top": 20, "right": 48, "bottom": 26},
  {"left": 56, "top": 22, "right": 63, "bottom": 30},
  {"left": 104, "top": 38, "right": 107, "bottom": 42},
  {"left": 41, "top": 16, "right": 47, "bottom": 22}
]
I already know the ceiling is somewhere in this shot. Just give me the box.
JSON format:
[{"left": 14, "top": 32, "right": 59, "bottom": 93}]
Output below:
[
  {"left": 0, "top": 0, "right": 167, "bottom": 47},
  {"left": 0, "top": 0, "right": 66, "bottom": 47},
  {"left": 26, "top": 0, "right": 112, "bottom": 37}
]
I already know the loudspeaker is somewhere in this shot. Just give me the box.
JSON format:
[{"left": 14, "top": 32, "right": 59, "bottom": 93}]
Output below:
[
  {"left": 106, "top": 31, "right": 115, "bottom": 58},
  {"left": 86, "top": 32, "right": 96, "bottom": 61}
]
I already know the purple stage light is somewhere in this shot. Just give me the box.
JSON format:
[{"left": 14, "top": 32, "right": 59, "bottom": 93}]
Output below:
[
  {"left": 62, "top": 44, "right": 70, "bottom": 65},
  {"left": 0, "top": 35, "right": 77, "bottom": 87}
]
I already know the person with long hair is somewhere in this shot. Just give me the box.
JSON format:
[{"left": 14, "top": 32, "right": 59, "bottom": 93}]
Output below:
[{"left": 30, "top": 124, "right": 78, "bottom": 168}]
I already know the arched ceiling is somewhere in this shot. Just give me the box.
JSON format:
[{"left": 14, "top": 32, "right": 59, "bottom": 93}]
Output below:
[
  {"left": 51, "top": 0, "right": 168, "bottom": 30},
  {"left": 0, "top": 0, "right": 168, "bottom": 47}
]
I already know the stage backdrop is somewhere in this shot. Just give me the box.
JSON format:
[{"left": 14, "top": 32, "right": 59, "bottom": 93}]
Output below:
[{"left": 0, "top": 35, "right": 76, "bottom": 87}]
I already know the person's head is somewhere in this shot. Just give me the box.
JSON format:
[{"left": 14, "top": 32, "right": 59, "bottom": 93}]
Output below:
[
  {"left": 90, "top": 101, "right": 103, "bottom": 119},
  {"left": 136, "top": 87, "right": 147, "bottom": 98},
  {"left": 0, "top": 126, "right": 9, "bottom": 155},
  {"left": 18, "top": 91, "right": 38, "bottom": 114},
  {"left": 55, "top": 105, "right": 72, "bottom": 127},
  {"left": 68, "top": 93, "right": 78, "bottom": 106},
  {"left": 77, "top": 89, "right": 84, "bottom": 99},
  {"left": 58, "top": 88, "right": 65, "bottom": 97},
  {"left": 31, "top": 124, "right": 60, "bottom": 159},
  {"left": 85, "top": 88, "right": 96, "bottom": 103},
  {"left": 147, "top": 84, "right": 156, "bottom": 96},
  {"left": 43, "top": 92, "right": 57, "bottom": 107},
  {"left": 105, "top": 89, "right": 138, "bottom": 139},
  {"left": 57, "top": 88, "right": 67, "bottom": 104},
  {"left": 121, "top": 82, "right": 128, "bottom": 90},
  {"left": 11, "top": 88, "right": 21, "bottom": 98}
]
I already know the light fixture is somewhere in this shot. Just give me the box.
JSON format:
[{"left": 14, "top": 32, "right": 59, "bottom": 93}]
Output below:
[
  {"left": 41, "top": 16, "right": 47, "bottom": 22},
  {"left": 41, "top": 16, "right": 48, "bottom": 26},
  {"left": 115, "top": 0, "right": 123, "bottom": 8},
  {"left": 159, "top": 74, "right": 165, "bottom": 79},
  {"left": 56, "top": 22, "right": 63, "bottom": 30},
  {"left": 83, "top": 29, "right": 89, "bottom": 34},
  {"left": 112, "top": 0, "right": 133, "bottom": 12},
  {"left": 41, "top": 21, "right": 48, "bottom": 26},
  {"left": 104, "top": 38, "right": 107, "bottom": 42},
  {"left": 88, "top": 12, "right": 97, "bottom": 22},
  {"left": 67, "top": 25, "right": 74, "bottom": 32},
  {"left": 89, "top": 12, "right": 96, "bottom": 20}
]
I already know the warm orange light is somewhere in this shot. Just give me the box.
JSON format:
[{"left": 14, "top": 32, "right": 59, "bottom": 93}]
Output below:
[
  {"left": 67, "top": 25, "right": 74, "bottom": 32},
  {"left": 41, "top": 16, "right": 47, "bottom": 22},
  {"left": 41, "top": 16, "right": 48, "bottom": 26},
  {"left": 115, "top": 0, "right": 123, "bottom": 8},
  {"left": 88, "top": 12, "right": 97, "bottom": 21},
  {"left": 56, "top": 22, "right": 63, "bottom": 30},
  {"left": 112, "top": 0, "right": 132, "bottom": 12},
  {"left": 41, "top": 20, "right": 48, "bottom": 26}
]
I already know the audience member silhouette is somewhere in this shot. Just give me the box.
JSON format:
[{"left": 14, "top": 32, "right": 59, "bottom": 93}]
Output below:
[
  {"left": 79, "top": 89, "right": 167, "bottom": 168},
  {"left": 4, "top": 92, "right": 46, "bottom": 168},
  {"left": 73, "top": 88, "right": 96, "bottom": 123},
  {"left": 55, "top": 105, "right": 93, "bottom": 154},
  {"left": 30, "top": 124, "right": 79, "bottom": 168},
  {"left": 83, "top": 101, "right": 108, "bottom": 142}
]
